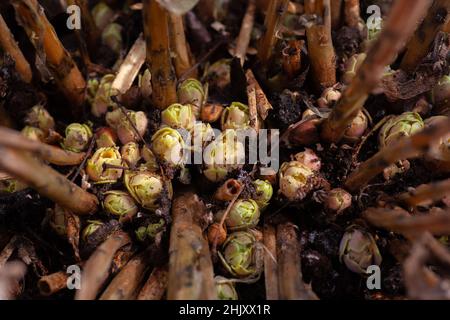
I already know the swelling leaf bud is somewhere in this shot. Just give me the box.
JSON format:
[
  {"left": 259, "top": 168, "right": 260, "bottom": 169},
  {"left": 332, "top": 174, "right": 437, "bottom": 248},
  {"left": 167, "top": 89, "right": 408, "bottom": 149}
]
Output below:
[
  {"left": 92, "top": 2, "right": 114, "bottom": 31},
  {"left": 151, "top": 127, "right": 185, "bottom": 168},
  {"left": 161, "top": 103, "right": 195, "bottom": 130},
  {"left": 379, "top": 112, "right": 424, "bottom": 148},
  {"left": 82, "top": 220, "right": 104, "bottom": 242},
  {"left": 293, "top": 148, "right": 321, "bottom": 172},
  {"left": 25, "top": 105, "right": 55, "bottom": 133},
  {"left": 343, "top": 111, "right": 368, "bottom": 143},
  {"left": 116, "top": 110, "right": 148, "bottom": 144},
  {"left": 62, "top": 123, "right": 93, "bottom": 152},
  {"left": 225, "top": 199, "right": 260, "bottom": 231},
  {"left": 21, "top": 126, "right": 45, "bottom": 142},
  {"left": 121, "top": 142, "right": 141, "bottom": 167},
  {"left": 91, "top": 74, "right": 116, "bottom": 117},
  {"left": 215, "top": 276, "right": 238, "bottom": 300},
  {"left": 135, "top": 218, "right": 165, "bottom": 242},
  {"left": 86, "top": 147, "right": 123, "bottom": 183},
  {"left": 103, "top": 190, "right": 138, "bottom": 219},
  {"left": 252, "top": 180, "right": 273, "bottom": 210},
  {"left": 177, "top": 78, "right": 205, "bottom": 118},
  {"left": 324, "top": 188, "right": 352, "bottom": 214},
  {"left": 424, "top": 116, "right": 450, "bottom": 172},
  {"left": 95, "top": 127, "right": 117, "bottom": 148},
  {"left": 221, "top": 102, "right": 250, "bottom": 130},
  {"left": 317, "top": 87, "right": 341, "bottom": 108},
  {"left": 279, "top": 161, "right": 315, "bottom": 201}
]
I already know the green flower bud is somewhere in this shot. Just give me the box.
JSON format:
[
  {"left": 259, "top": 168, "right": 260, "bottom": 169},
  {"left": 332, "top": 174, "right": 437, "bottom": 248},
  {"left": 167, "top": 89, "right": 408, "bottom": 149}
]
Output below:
[
  {"left": 225, "top": 199, "right": 260, "bottom": 231},
  {"left": 379, "top": 112, "right": 424, "bottom": 148},
  {"left": 279, "top": 161, "right": 315, "bottom": 201},
  {"left": 161, "top": 103, "right": 195, "bottom": 130},
  {"left": 102, "top": 23, "right": 123, "bottom": 54},
  {"left": 219, "top": 231, "right": 259, "bottom": 278},
  {"left": 82, "top": 220, "right": 104, "bottom": 242},
  {"left": 92, "top": 2, "right": 114, "bottom": 31},
  {"left": 86, "top": 147, "right": 123, "bottom": 183},
  {"left": 95, "top": 127, "right": 117, "bottom": 148},
  {"left": 124, "top": 169, "right": 171, "bottom": 211},
  {"left": 140, "top": 145, "right": 160, "bottom": 171},
  {"left": 252, "top": 180, "right": 273, "bottom": 210},
  {"left": 91, "top": 74, "right": 116, "bottom": 117},
  {"left": 25, "top": 105, "right": 55, "bottom": 133},
  {"left": 135, "top": 218, "right": 165, "bottom": 242},
  {"left": 62, "top": 123, "right": 93, "bottom": 152},
  {"left": 342, "top": 53, "right": 366, "bottom": 85},
  {"left": 121, "top": 142, "right": 141, "bottom": 167},
  {"left": 203, "top": 130, "right": 245, "bottom": 182},
  {"left": 177, "top": 78, "right": 205, "bottom": 118},
  {"left": 215, "top": 276, "right": 238, "bottom": 300},
  {"left": 221, "top": 102, "right": 250, "bottom": 130},
  {"left": 116, "top": 110, "right": 148, "bottom": 145},
  {"left": 0, "top": 178, "right": 27, "bottom": 193},
  {"left": 103, "top": 190, "right": 138, "bottom": 219},
  {"left": 21, "top": 126, "right": 45, "bottom": 142},
  {"left": 343, "top": 111, "right": 368, "bottom": 143},
  {"left": 151, "top": 127, "right": 185, "bottom": 167},
  {"left": 339, "top": 226, "right": 382, "bottom": 274}
]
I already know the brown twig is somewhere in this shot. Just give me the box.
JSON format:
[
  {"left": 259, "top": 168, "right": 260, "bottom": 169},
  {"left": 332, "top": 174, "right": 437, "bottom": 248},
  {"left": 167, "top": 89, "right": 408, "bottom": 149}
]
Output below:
[
  {"left": 397, "top": 179, "right": 450, "bottom": 207},
  {"left": 330, "top": 0, "right": 343, "bottom": 29},
  {"left": 321, "top": 0, "right": 433, "bottom": 143},
  {"left": 168, "top": 13, "right": 194, "bottom": 78},
  {"left": 263, "top": 221, "right": 279, "bottom": 300},
  {"left": 344, "top": 0, "right": 361, "bottom": 29},
  {"left": 304, "top": 0, "right": 336, "bottom": 90},
  {"left": 0, "top": 146, "right": 98, "bottom": 215},
  {"left": 11, "top": 0, "right": 86, "bottom": 107},
  {"left": 142, "top": 0, "right": 177, "bottom": 109},
  {"left": 214, "top": 179, "right": 243, "bottom": 202},
  {"left": 0, "top": 14, "right": 32, "bottom": 83},
  {"left": 258, "top": 0, "right": 290, "bottom": 66},
  {"left": 245, "top": 69, "right": 273, "bottom": 120},
  {"left": 276, "top": 222, "right": 318, "bottom": 300},
  {"left": 345, "top": 117, "right": 450, "bottom": 191},
  {"left": 281, "top": 40, "right": 303, "bottom": 79},
  {"left": 400, "top": 0, "right": 450, "bottom": 73},
  {"left": 38, "top": 270, "right": 69, "bottom": 296},
  {"left": 0, "top": 127, "right": 85, "bottom": 166},
  {"left": 167, "top": 191, "right": 217, "bottom": 299},
  {"left": 137, "top": 265, "right": 169, "bottom": 300},
  {"left": 0, "top": 236, "right": 18, "bottom": 270},
  {"left": 234, "top": 0, "right": 256, "bottom": 66},
  {"left": 75, "top": 231, "right": 131, "bottom": 300}
]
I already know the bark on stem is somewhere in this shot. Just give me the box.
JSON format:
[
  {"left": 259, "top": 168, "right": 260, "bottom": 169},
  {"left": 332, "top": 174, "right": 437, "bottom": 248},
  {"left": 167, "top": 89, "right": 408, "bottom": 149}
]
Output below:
[
  {"left": 400, "top": 0, "right": 450, "bottom": 73},
  {"left": 137, "top": 265, "right": 168, "bottom": 300},
  {"left": 214, "top": 179, "right": 243, "bottom": 202},
  {"left": 276, "top": 222, "right": 317, "bottom": 300},
  {"left": 258, "top": 0, "right": 290, "bottom": 66},
  {"left": 235, "top": 0, "right": 256, "bottom": 66},
  {"left": 304, "top": 0, "right": 336, "bottom": 90},
  {"left": 0, "top": 14, "right": 32, "bottom": 83},
  {"left": 0, "top": 146, "right": 98, "bottom": 215},
  {"left": 344, "top": 117, "right": 450, "bottom": 191},
  {"left": 38, "top": 271, "right": 69, "bottom": 296},
  {"left": 330, "top": 0, "right": 343, "bottom": 29},
  {"left": 321, "top": 0, "right": 433, "bottom": 143},
  {"left": 397, "top": 178, "right": 450, "bottom": 207},
  {"left": 344, "top": 0, "right": 361, "bottom": 29},
  {"left": 167, "top": 191, "right": 217, "bottom": 299},
  {"left": 99, "top": 253, "right": 149, "bottom": 300},
  {"left": 168, "top": 13, "right": 193, "bottom": 78},
  {"left": 75, "top": 231, "right": 131, "bottom": 300},
  {"left": 263, "top": 222, "right": 279, "bottom": 300},
  {"left": 0, "top": 127, "right": 85, "bottom": 166},
  {"left": 142, "top": 0, "right": 177, "bottom": 109},
  {"left": 11, "top": 0, "right": 86, "bottom": 107}
]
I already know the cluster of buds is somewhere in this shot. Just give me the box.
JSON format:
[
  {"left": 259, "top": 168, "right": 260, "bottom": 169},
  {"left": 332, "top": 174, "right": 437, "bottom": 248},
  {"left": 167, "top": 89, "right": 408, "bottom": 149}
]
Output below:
[
  {"left": 86, "top": 147, "right": 123, "bottom": 183},
  {"left": 423, "top": 116, "right": 450, "bottom": 172},
  {"left": 151, "top": 127, "right": 185, "bottom": 168},
  {"left": 135, "top": 218, "right": 165, "bottom": 242},
  {"left": 215, "top": 276, "right": 238, "bottom": 300},
  {"left": 339, "top": 226, "right": 382, "bottom": 274},
  {"left": 124, "top": 169, "right": 171, "bottom": 212},
  {"left": 203, "top": 130, "right": 245, "bottom": 182},
  {"left": 25, "top": 105, "right": 55, "bottom": 134},
  {"left": 223, "top": 199, "right": 260, "bottom": 231},
  {"left": 177, "top": 78, "right": 206, "bottom": 118},
  {"left": 103, "top": 190, "right": 138, "bottom": 221},
  {"left": 62, "top": 123, "right": 93, "bottom": 152},
  {"left": 90, "top": 74, "right": 116, "bottom": 117},
  {"left": 219, "top": 231, "right": 259, "bottom": 278},
  {"left": 221, "top": 102, "right": 250, "bottom": 130},
  {"left": 161, "top": 103, "right": 195, "bottom": 130},
  {"left": 252, "top": 180, "right": 273, "bottom": 210}
]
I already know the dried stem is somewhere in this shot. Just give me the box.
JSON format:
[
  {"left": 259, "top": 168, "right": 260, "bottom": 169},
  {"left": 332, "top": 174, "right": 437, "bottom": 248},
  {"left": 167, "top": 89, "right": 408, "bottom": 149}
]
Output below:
[
  {"left": 330, "top": 0, "right": 343, "bottom": 29},
  {"left": 168, "top": 13, "right": 194, "bottom": 78},
  {"left": 400, "top": 0, "right": 450, "bottom": 73},
  {"left": 364, "top": 207, "right": 450, "bottom": 238},
  {"left": 247, "top": 84, "right": 259, "bottom": 131},
  {"left": 345, "top": 117, "right": 450, "bottom": 191},
  {"left": 321, "top": 0, "right": 433, "bottom": 143},
  {"left": 142, "top": 0, "right": 177, "bottom": 109},
  {"left": 167, "top": 191, "right": 217, "bottom": 299},
  {"left": 234, "top": 0, "right": 256, "bottom": 66},
  {"left": 0, "top": 146, "right": 98, "bottom": 215},
  {"left": 100, "top": 253, "right": 149, "bottom": 300},
  {"left": 137, "top": 265, "right": 168, "bottom": 300},
  {"left": 0, "top": 14, "right": 32, "bottom": 83},
  {"left": 263, "top": 221, "right": 279, "bottom": 300},
  {"left": 258, "top": 0, "right": 290, "bottom": 66},
  {"left": 281, "top": 40, "right": 303, "bottom": 79},
  {"left": 304, "top": 0, "right": 336, "bottom": 90},
  {"left": 0, "top": 236, "right": 18, "bottom": 269},
  {"left": 276, "top": 222, "right": 317, "bottom": 300},
  {"left": 38, "top": 271, "right": 69, "bottom": 296},
  {"left": 11, "top": 0, "right": 86, "bottom": 107},
  {"left": 344, "top": 0, "right": 361, "bottom": 29},
  {"left": 245, "top": 69, "right": 273, "bottom": 120},
  {"left": 397, "top": 178, "right": 450, "bottom": 207},
  {"left": 214, "top": 179, "right": 243, "bottom": 202},
  {"left": 111, "top": 34, "right": 147, "bottom": 95},
  {"left": 0, "top": 127, "right": 85, "bottom": 166},
  {"left": 75, "top": 231, "right": 131, "bottom": 300}
]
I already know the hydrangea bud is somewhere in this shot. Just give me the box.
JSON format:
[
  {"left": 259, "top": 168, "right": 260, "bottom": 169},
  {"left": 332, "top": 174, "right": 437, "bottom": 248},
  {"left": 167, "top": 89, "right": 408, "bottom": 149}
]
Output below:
[
  {"left": 225, "top": 199, "right": 260, "bottom": 231},
  {"left": 103, "top": 190, "right": 138, "bottom": 220},
  {"left": 86, "top": 147, "right": 123, "bottom": 183},
  {"left": 191, "top": 122, "right": 215, "bottom": 149},
  {"left": 219, "top": 231, "right": 259, "bottom": 278},
  {"left": 140, "top": 145, "right": 159, "bottom": 171},
  {"left": 279, "top": 161, "right": 315, "bottom": 201},
  {"left": 339, "top": 226, "right": 382, "bottom": 274},
  {"left": 105, "top": 108, "right": 123, "bottom": 129},
  {"left": 177, "top": 78, "right": 205, "bottom": 118},
  {"left": 343, "top": 111, "right": 369, "bottom": 143},
  {"left": 151, "top": 127, "right": 185, "bottom": 168},
  {"left": 91, "top": 74, "right": 116, "bottom": 117},
  {"left": 102, "top": 23, "right": 123, "bottom": 54},
  {"left": 215, "top": 276, "right": 238, "bottom": 300},
  {"left": 323, "top": 188, "right": 352, "bottom": 214},
  {"left": 161, "top": 103, "right": 195, "bottom": 130},
  {"left": 317, "top": 88, "right": 341, "bottom": 108},
  {"left": 116, "top": 110, "right": 148, "bottom": 145},
  {"left": 62, "top": 123, "right": 93, "bottom": 152},
  {"left": 95, "top": 127, "right": 117, "bottom": 148},
  {"left": 293, "top": 148, "right": 321, "bottom": 172},
  {"left": 135, "top": 218, "right": 165, "bottom": 242},
  {"left": 121, "top": 142, "right": 141, "bottom": 168},
  {"left": 82, "top": 220, "right": 104, "bottom": 242},
  {"left": 252, "top": 180, "right": 273, "bottom": 210},
  {"left": 25, "top": 105, "right": 55, "bottom": 133},
  {"left": 379, "top": 112, "right": 424, "bottom": 148},
  {"left": 21, "top": 126, "right": 45, "bottom": 142},
  {"left": 221, "top": 102, "right": 250, "bottom": 130}
]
